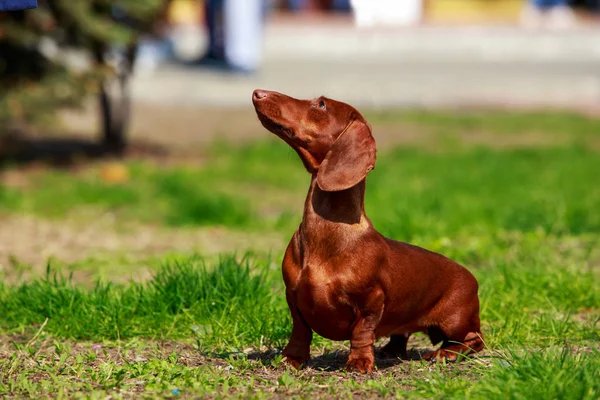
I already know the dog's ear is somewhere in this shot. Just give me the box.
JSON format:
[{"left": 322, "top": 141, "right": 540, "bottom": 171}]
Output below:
[{"left": 317, "top": 119, "right": 376, "bottom": 192}]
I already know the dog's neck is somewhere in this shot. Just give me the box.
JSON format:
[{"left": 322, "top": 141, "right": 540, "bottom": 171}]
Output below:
[{"left": 302, "top": 175, "right": 370, "bottom": 228}]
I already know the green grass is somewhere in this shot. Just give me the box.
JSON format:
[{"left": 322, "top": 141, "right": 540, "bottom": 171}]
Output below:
[
  {"left": 370, "top": 108, "right": 600, "bottom": 137},
  {"left": 2, "top": 341, "right": 598, "bottom": 399},
  {"left": 0, "top": 254, "right": 598, "bottom": 398},
  {"left": 412, "top": 347, "right": 600, "bottom": 399},
  {"left": 1, "top": 109, "right": 599, "bottom": 398},
  {"left": 1, "top": 109, "right": 599, "bottom": 236},
  {"left": 0, "top": 255, "right": 289, "bottom": 348},
  {"left": 0, "top": 165, "right": 255, "bottom": 228},
  {"left": 1, "top": 251, "right": 598, "bottom": 348},
  {"left": 1, "top": 144, "right": 599, "bottom": 239}
]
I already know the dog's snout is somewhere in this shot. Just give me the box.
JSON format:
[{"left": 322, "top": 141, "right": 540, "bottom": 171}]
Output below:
[{"left": 253, "top": 89, "right": 268, "bottom": 101}]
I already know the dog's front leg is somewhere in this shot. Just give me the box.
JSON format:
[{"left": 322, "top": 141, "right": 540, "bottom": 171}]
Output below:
[
  {"left": 346, "top": 289, "right": 384, "bottom": 373},
  {"left": 282, "top": 289, "right": 313, "bottom": 369}
]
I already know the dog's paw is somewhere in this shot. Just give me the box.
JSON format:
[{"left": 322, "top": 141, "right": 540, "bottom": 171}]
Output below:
[
  {"left": 345, "top": 356, "right": 374, "bottom": 373},
  {"left": 281, "top": 351, "right": 309, "bottom": 370},
  {"left": 421, "top": 349, "right": 459, "bottom": 362},
  {"left": 282, "top": 356, "right": 305, "bottom": 369}
]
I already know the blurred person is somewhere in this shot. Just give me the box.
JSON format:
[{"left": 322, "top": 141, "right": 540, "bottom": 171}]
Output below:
[
  {"left": 196, "top": 0, "right": 266, "bottom": 73},
  {"left": 223, "top": 0, "right": 265, "bottom": 72},
  {"left": 134, "top": 0, "right": 184, "bottom": 76},
  {"left": 574, "top": 0, "right": 600, "bottom": 13},
  {"left": 201, "top": 0, "right": 225, "bottom": 62},
  {"left": 332, "top": 0, "right": 351, "bottom": 12},
  {"left": 287, "top": 0, "right": 309, "bottom": 12},
  {"left": 286, "top": 0, "right": 346, "bottom": 13},
  {"left": 0, "top": 0, "right": 37, "bottom": 11},
  {"left": 351, "top": 0, "right": 423, "bottom": 27},
  {"left": 520, "top": 0, "right": 576, "bottom": 29}
]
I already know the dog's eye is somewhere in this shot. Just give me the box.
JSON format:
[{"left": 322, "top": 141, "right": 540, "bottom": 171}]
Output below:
[{"left": 318, "top": 100, "right": 326, "bottom": 110}]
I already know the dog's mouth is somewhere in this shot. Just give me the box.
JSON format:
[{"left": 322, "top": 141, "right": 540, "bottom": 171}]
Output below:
[
  {"left": 254, "top": 101, "right": 320, "bottom": 173},
  {"left": 255, "top": 108, "right": 305, "bottom": 148}
]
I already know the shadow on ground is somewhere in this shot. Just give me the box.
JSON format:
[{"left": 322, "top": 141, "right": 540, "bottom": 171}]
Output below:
[
  {"left": 245, "top": 348, "right": 432, "bottom": 372},
  {"left": 0, "top": 135, "right": 168, "bottom": 169}
]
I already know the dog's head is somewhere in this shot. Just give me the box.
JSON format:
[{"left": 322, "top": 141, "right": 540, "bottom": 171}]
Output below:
[{"left": 252, "top": 89, "right": 376, "bottom": 192}]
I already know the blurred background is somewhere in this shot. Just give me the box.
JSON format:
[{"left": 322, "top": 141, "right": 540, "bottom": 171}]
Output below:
[
  {"left": 0, "top": 0, "right": 599, "bottom": 279},
  {"left": 1, "top": 0, "right": 599, "bottom": 161},
  {"left": 1, "top": 4, "right": 599, "bottom": 397}
]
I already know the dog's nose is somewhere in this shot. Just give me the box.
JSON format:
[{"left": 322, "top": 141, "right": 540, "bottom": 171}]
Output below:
[{"left": 253, "top": 89, "right": 268, "bottom": 101}]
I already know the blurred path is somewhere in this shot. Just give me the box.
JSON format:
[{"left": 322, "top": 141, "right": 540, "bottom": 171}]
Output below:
[{"left": 131, "top": 18, "right": 600, "bottom": 110}]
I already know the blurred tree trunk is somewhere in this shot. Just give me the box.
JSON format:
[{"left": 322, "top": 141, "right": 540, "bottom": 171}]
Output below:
[
  {"left": 0, "top": 1, "right": 168, "bottom": 156},
  {"left": 307, "top": 0, "right": 332, "bottom": 11},
  {"left": 93, "top": 43, "right": 136, "bottom": 155}
]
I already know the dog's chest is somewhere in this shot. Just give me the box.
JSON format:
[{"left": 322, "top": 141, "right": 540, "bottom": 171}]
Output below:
[{"left": 293, "top": 262, "right": 356, "bottom": 341}]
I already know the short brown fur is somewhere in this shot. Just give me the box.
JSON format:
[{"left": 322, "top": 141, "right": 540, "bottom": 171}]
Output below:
[{"left": 252, "top": 89, "right": 484, "bottom": 373}]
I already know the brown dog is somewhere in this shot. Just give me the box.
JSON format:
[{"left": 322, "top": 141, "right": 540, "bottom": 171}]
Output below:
[{"left": 252, "top": 89, "right": 484, "bottom": 373}]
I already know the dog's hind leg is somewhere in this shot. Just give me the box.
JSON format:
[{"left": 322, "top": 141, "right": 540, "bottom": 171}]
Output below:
[
  {"left": 379, "top": 333, "right": 410, "bottom": 359},
  {"left": 422, "top": 306, "right": 484, "bottom": 362}
]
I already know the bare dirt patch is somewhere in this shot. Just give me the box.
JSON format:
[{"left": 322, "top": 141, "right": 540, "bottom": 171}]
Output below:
[
  {"left": 0, "top": 334, "right": 491, "bottom": 399},
  {"left": 0, "top": 213, "right": 285, "bottom": 283},
  {"left": 60, "top": 103, "right": 270, "bottom": 151},
  {"left": 59, "top": 102, "right": 600, "bottom": 154}
]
